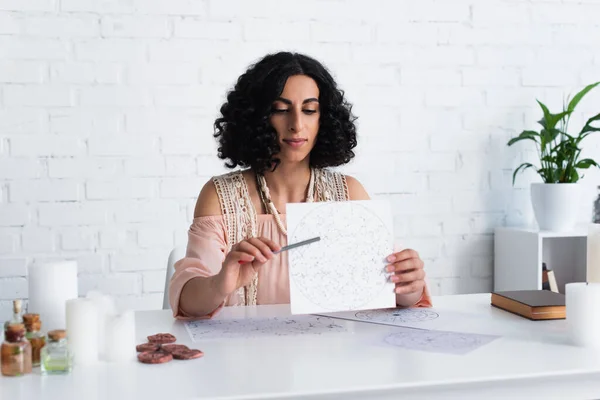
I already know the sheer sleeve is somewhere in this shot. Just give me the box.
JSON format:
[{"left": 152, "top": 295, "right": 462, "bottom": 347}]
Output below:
[{"left": 168, "top": 216, "right": 229, "bottom": 320}]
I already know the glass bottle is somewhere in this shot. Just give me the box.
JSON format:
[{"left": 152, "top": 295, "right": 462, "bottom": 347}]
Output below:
[
  {"left": 1, "top": 323, "right": 32, "bottom": 377},
  {"left": 23, "top": 313, "right": 45, "bottom": 368},
  {"left": 3, "top": 299, "right": 23, "bottom": 340},
  {"left": 40, "top": 330, "right": 72, "bottom": 375}
]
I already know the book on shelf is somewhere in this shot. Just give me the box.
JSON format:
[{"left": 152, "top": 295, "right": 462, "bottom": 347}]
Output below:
[
  {"left": 542, "top": 262, "right": 559, "bottom": 293},
  {"left": 491, "top": 290, "right": 565, "bottom": 320}
]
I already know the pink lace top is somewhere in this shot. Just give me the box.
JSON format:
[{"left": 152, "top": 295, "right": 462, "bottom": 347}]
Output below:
[{"left": 169, "top": 169, "right": 432, "bottom": 319}]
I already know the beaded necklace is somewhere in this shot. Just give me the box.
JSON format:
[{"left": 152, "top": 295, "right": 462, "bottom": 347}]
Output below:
[{"left": 256, "top": 168, "right": 315, "bottom": 236}]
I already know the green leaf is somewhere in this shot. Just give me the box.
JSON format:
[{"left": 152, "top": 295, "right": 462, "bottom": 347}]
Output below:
[
  {"left": 555, "top": 168, "right": 565, "bottom": 183},
  {"left": 507, "top": 130, "right": 539, "bottom": 146},
  {"left": 581, "top": 126, "right": 600, "bottom": 137},
  {"left": 538, "top": 168, "right": 553, "bottom": 183},
  {"left": 569, "top": 168, "right": 579, "bottom": 183},
  {"left": 581, "top": 112, "right": 600, "bottom": 135},
  {"left": 541, "top": 130, "right": 550, "bottom": 150},
  {"left": 537, "top": 100, "right": 550, "bottom": 118},
  {"left": 512, "top": 162, "right": 535, "bottom": 185},
  {"left": 536, "top": 100, "right": 551, "bottom": 130},
  {"left": 541, "top": 155, "right": 555, "bottom": 164},
  {"left": 536, "top": 100, "right": 571, "bottom": 130},
  {"left": 567, "top": 82, "right": 600, "bottom": 113},
  {"left": 551, "top": 139, "right": 579, "bottom": 157},
  {"left": 560, "top": 131, "right": 577, "bottom": 141},
  {"left": 540, "top": 128, "right": 562, "bottom": 144},
  {"left": 549, "top": 111, "right": 570, "bottom": 130},
  {"left": 575, "top": 159, "right": 599, "bottom": 169}
]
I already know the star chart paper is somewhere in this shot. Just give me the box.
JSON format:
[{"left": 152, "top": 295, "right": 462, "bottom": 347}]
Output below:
[
  {"left": 319, "top": 307, "right": 493, "bottom": 334},
  {"left": 320, "top": 307, "right": 445, "bottom": 330},
  {"left": 382, "top": 327, "right": 499, "bottom": 355},
  {"left": 184, "top": 315, "right": 346, "bottom": 341},
  {"left": 286, "top": 200, "right": 396, "bottom": 314}
]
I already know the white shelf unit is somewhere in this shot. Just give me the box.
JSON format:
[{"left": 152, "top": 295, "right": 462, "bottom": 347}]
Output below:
[{"left": 494, "top": 226, "right": 588, "bottom": 293}]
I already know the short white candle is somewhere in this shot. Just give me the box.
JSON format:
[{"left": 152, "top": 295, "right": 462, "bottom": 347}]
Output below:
[
  {"left": 66, "top": 298, "right": 99, "bottom": 365},
  {"left": 587, "top": 224, "right": 600, "bottom": 283},
  {"left": 104, "top": 311, "right": 136, "bottom": 363},
  {"left": 566, "top": 282, "right": 600, "bottom": 349},
  {"left": 86, "top": 291, "right": 117, "bottom": 359}
]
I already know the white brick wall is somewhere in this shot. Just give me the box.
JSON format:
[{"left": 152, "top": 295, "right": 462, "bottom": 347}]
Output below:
[{"left": 1, "top": 0, "right": 600, "bottom": 320}]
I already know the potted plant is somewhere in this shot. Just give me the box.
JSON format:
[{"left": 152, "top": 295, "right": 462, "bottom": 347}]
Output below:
[{"left": 508, "top": 81, "right": 600, "bottom": 231}]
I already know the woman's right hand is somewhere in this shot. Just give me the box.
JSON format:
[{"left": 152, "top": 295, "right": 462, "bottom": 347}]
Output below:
[{"left": 214, "top": 237, "right": 281, "bottom": 297}]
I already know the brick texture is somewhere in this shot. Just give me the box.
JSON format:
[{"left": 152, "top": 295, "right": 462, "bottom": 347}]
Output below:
[{"left": 1, "top": 0, "right": 599, "bottom": 321}]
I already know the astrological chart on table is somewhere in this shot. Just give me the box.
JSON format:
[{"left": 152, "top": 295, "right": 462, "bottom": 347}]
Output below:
[
  {"left": 356, "top": 308, "right": 440, "bottom": 325},
  {"left": 286, "top": 200, "right": 396, "bottom": 314},
  {"left": 184, "top": 315, "right": 347, "bottom": 342},
  {"left": 383, "top": 327, "right": 499, "bottom": 355},
  {"left": 319, "top": 307, "right": 471, "bottom": 332}
]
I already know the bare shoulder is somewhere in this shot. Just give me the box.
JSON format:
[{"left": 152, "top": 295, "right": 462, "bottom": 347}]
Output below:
[
  {"left": 193, "top": 178, "right": 222, "bottom": 218},
  {"left": 344, "top": 175, "right": 370, "bottom": 200}
]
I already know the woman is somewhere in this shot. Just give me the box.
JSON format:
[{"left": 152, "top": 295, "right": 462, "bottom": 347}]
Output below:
[{"left": 169, "top": 52, "right": 431, "bottom": 319}]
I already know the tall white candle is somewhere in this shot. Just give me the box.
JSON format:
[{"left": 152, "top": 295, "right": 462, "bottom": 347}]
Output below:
[
  {"left": 66, "top": 298, "right": 99, "bottom": 365},
  {"left": 105, "top": 311, "right": 136, "bottom": 363},
  {"left": 28, "top": 260, "right": 78, "bottom": 331},
  {"left": 587, "top": 224, "right": 600, "bottom": 283},
  {"left": 565, "top": 282, "right": 600, "bottom": 349}
]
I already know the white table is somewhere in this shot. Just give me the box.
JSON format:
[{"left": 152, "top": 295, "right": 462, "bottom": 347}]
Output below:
[{"left": 2, "top": 293, "right": 600, "bottom": 399}]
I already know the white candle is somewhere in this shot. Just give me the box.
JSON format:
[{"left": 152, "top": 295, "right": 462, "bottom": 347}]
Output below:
[
  {"left": 104, "top": 311, "right": 136, "bottom": 363},
  {"left": 565, "top": 282, "right": 600, "bottom": 349},
  {"left": 86, "top": 291, "right": 117, "bottom": 359},
  {"left": 66, "top": 298, "right": 99, "bottom": 365},
  {"left": 588, "top": 224, "right": 600, "bottom": 283},
  {"left": 28, "top": 260, "right": 78, "bottom": 331}
]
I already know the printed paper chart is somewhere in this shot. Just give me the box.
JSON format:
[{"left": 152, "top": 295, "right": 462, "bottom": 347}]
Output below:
[
  {"left": 184, "top": 315, "right": 347, "bottom": 342},
  {"left": 320, "top": 307, "right": 471, "bottom": 331},
  {"left": 286, "top": 200, "right": 395, "bottom": 314},
  {"left": 383, "top": 327, "right": 499, "bottom": 355},
  {"left": 356, "top": 308, "right": 440, "bottom": 325}
]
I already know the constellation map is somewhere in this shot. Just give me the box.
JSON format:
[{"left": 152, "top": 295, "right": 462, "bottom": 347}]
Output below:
[
  {"left": 184, "top": 315, "right": 347, "bottom": 342},
  {"left": 319, "top": 307, "right": 468, "bottom": 331},
  {"left": 383, "top": 328, "right": 499, "bottom": 355},
  {"left": 286, "top": 200, "right": 396, "bottom": 314},
  {"left": 355, "top": 308, "right": 440, "bottom": 324}
]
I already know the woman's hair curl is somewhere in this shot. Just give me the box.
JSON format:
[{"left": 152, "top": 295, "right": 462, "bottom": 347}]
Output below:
[{"left": 214, "top": 52, "right": 357, "bottom": 173}]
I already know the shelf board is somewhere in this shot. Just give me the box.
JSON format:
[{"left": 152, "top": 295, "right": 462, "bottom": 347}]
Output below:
[{"left": 495, "top": 225, "right": 590, "bottom": 238}]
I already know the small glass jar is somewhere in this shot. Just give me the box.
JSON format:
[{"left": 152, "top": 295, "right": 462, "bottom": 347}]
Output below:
[
  {"left": 23, "top": 313, "right": 45, "bottom": 367},
  {"left": 3, "top": 299, "right": 23, "bottom": 341},
  {"left": 1, "top": 323, "right": 32, "bottom": 377},
  {"left": 40, "top": 330, "right": 72, "bottom": 375}
]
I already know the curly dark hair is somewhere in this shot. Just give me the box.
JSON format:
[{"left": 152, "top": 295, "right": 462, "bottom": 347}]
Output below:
[{"left": 213, "top": 51, "right": 357, "bottom": 173}]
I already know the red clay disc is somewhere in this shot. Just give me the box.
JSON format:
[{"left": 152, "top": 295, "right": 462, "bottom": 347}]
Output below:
[
  {"left": 172, "top": 349, "right": 204, "bottom": 360},
  {"left": 137, "top": 351, "right": 173, "bottom": 364},
  {"left": 147, "top": 333, "right": 176, "bottom": 344},
  {"left": 161, "top": 344, "right": 189, "bottom": 354},
  {"left": 136, "top": 342, "right": 161, "bottom": 352}
]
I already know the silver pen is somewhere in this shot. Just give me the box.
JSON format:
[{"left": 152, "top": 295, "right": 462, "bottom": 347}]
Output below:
[{"left": 273, "top": 236, "right": 321, "bottom": 254}]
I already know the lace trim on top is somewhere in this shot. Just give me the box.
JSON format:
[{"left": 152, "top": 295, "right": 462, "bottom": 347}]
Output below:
[
  {"left": 212, "top": 168, "right": 349, "bottom": 306},
  {"left": 314, "top": 168, "right": 349, "bottom": 202},
  {"left": 212, "top": 171, "right": 258, "bottom": 305}
]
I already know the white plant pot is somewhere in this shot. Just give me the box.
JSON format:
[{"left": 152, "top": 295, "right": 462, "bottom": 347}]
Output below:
[{"left": 530, "top": 183, "right": 580, "bottom": 231}]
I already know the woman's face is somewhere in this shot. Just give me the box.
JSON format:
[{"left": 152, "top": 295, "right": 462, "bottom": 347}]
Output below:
[{"left": 269, "top": 74, "right": 320, "bottom": 166}]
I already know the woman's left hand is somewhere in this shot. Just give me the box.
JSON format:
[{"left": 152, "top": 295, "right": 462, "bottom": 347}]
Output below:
[{"left": 386, "top": 249, "right": 426, "bottom": 295}]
